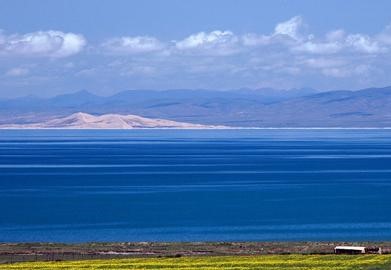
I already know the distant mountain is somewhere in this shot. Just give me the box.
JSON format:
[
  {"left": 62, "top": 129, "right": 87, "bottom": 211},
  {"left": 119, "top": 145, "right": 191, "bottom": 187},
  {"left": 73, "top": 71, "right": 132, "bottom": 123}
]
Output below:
[
  {"left": 0, "top": 112, "right": 220, "bottom": 129},
  {"left": 249, "top": 86, "right": 391, "bottom": 127},
  {"left": 1, "top": 86, "right": 391, "bottom": 127},
  {"left": 0, "top": 88, "right": 317, "bottom": 124}
]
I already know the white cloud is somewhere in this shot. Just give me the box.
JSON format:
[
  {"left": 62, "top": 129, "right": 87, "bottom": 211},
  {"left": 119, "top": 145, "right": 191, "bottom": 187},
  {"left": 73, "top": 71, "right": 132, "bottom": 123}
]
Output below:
[
  {"left": 321, "top": 67, "right": 350, "bottom": 78},
  {"left": 5, "top": 67, "right": 30, "bottom": 77},
  {"left": 241, "top": 16, "right": 305, "bottom": 47},
  {"left": 273, "top": 16, "right": 304, "bottom": 40},
  {"left": 102, "top": 36, "right": 164, "bottom": 54},
  {"left": 292, "top": 29, "right": 345, "bottom": 54},
  {"left": 325, "top": 29, "right": 346, "bottom": 42},
  {"left": 176, "top": 31, "right": 235, "bottom": 49},
  {"left": 76, "top": 16, "right": 391, "bottom": 86},
  {"left": 76, "top": 68, "right": 96, "bottom": 77},
  {"left": 304, "top": 58, "right": 345, "bottom": 69},
  {"left": 377, "top": 24, "right": 391, "bottom": 45},
  {"left": 294, "top": 31, "right": 385, "bottom": 55},
  {"left": 175, "top": 30, "right": 239, "bottom": 55},
  {"left": 3, "top": 15, "right": 391, "bottom": 91},
  {"left": 241, "top": 33, "right": 271, "bottom": 46},
  {"left": 321, "top": 65, "right": 371, "bottom": 78},
  {"left": 346, "top": 34, "right": 383, "bottom": 53},
  {"left": 121, "top": 66, "right": 156, "bottom": 76},
  {"left": 295, "top": 41, "right": 342, "bottom": 54},
  {"left": 97, "top": 16, "right": 391, "bottom": 59},
  {"left": 302, "top": 57, "right": 373, "bottom": 79},
  {"left": 0, "top": 30, "right": 86, "bottom": 58}
]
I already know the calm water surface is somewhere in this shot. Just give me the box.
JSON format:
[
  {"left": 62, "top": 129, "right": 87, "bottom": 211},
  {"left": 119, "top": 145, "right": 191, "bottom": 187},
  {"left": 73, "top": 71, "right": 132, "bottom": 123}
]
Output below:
[{"left": 1, "top": 129, "right": 391, "bottom": 242}]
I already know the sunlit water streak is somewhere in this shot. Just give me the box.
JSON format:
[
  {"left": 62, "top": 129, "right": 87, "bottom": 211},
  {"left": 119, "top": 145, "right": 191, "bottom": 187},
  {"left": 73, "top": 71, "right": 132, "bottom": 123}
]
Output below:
[{"left": 0, "top": 129, "right": 391, "bottom": 242}]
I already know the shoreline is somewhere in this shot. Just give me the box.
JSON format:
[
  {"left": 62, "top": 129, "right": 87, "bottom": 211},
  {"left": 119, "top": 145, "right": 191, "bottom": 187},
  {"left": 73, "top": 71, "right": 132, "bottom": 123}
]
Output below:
[
  {"left": 1, "top": 241, "right": 391, "bottom": 264},
  {"left": 2, "top": 127, "right": 391, "bottom": 130}
]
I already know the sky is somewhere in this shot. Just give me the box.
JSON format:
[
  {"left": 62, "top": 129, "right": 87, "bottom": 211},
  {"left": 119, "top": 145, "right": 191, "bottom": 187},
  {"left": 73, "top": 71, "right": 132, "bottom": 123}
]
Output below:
[{"left": 1, "top": 0, "right": 391, "bottom": 97}]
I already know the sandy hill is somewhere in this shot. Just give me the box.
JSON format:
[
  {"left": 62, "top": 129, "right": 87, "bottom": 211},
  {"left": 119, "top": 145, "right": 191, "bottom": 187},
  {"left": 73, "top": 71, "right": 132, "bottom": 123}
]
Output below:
[{"left": 0, "top": 112, "right": 222, "bottom": 129}]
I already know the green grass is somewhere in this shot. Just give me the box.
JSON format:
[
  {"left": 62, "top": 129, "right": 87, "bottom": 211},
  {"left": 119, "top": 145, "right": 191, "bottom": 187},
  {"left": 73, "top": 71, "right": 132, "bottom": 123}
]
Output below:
[{"left": 1, "top": 255, "right": 391, "bottom": 270}]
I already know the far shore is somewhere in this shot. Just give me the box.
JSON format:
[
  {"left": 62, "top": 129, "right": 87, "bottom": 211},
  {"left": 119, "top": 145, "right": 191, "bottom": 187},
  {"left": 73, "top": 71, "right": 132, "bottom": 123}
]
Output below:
[{"left": 2, "top": 127, "right": 391, "bottom": 130}]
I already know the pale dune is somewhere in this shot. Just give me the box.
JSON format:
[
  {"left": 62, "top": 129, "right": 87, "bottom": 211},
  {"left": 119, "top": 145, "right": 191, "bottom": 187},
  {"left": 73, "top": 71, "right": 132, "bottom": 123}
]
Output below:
[{"left": 0, "top": 112, "right": 225, "bottom": 129}]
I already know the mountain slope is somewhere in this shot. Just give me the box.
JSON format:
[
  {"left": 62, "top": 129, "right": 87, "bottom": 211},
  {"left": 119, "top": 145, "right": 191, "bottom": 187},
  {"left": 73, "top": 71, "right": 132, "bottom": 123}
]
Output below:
[{"left": 248, "top": 86, "right": 391, "bottom": 127}]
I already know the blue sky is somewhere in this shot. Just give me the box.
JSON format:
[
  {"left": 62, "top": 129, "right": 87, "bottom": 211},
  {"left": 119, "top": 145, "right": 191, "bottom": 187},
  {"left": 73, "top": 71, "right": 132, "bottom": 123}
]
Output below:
[{"left": 1, "top": 0, "right": 391, "bottom": 97}]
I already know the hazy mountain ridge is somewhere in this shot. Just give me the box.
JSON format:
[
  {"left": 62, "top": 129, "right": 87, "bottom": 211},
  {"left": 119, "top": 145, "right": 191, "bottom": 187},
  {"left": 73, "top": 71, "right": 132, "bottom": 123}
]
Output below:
[{"left": 1, "top": 86, "right": 391, "bottom": 127}]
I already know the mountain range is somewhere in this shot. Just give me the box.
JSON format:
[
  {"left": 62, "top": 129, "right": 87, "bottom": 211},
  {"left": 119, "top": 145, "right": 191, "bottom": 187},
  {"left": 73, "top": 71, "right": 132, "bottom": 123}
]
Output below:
[{"left": 1, "top": 86, "right": 391, "bottom": 127}]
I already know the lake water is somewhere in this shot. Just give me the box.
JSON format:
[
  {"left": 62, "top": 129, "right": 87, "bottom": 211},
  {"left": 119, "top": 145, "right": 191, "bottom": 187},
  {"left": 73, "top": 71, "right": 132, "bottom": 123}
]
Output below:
[{"left": 1, "top": 129, "right": 391, "bottom": 242}]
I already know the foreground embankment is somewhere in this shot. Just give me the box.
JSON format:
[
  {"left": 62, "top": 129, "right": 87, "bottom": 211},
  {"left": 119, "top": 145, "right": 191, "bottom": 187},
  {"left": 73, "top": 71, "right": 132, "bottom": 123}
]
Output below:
[
  {"left": 1, "top": 254, "right": 391, "bottom": 270},
  {"left": 1, "top": 242, "right": 391, "bottom": 264}
]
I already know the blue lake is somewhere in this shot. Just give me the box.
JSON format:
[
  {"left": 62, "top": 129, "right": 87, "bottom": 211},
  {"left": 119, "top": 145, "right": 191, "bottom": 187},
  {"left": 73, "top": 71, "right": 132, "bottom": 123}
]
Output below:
[{"left": 1, "top": 129, "right": 391, "bottom": 242}]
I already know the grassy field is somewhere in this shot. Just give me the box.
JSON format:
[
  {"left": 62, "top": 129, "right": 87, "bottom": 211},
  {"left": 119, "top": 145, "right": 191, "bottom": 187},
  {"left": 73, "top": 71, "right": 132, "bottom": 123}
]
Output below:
[{"left": 1, "top": 255, "right": 391, "bottom": 270}]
